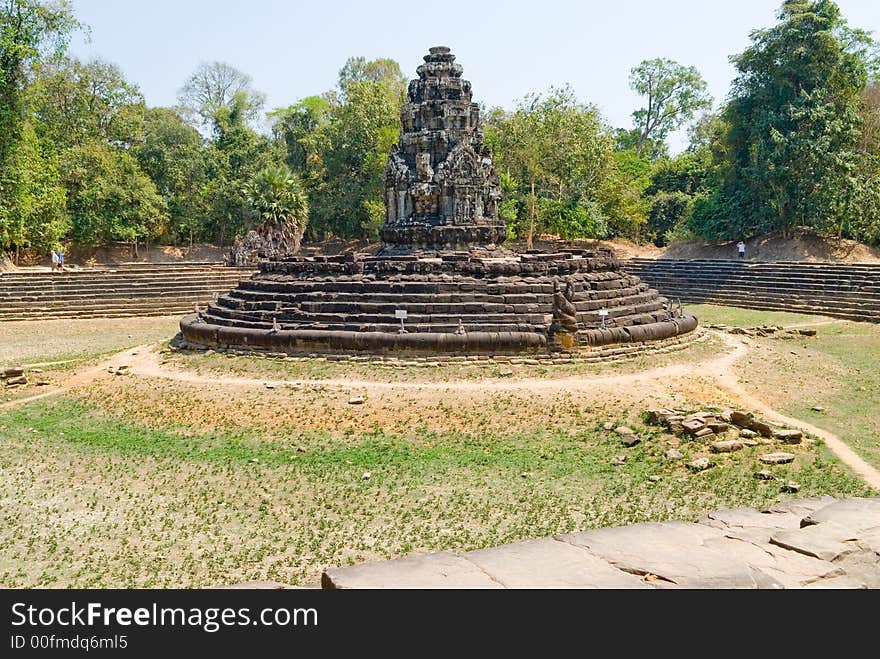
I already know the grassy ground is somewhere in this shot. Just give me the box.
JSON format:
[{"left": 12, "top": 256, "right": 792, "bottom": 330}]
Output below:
[
  {"left": 0, "top": 396, "right": 867, "bottom": 588},
  {"left": 698, "top": 311, "right": 880, "bottom": 470},
  {"left": 0, "top": 307, "right": 877, "bottom": 587},
  {"left": 0, "top": 316, "right": 180, "bottom": 365},
  {"left": 686, "top": 304, "right": 830, "bottom": 328}
]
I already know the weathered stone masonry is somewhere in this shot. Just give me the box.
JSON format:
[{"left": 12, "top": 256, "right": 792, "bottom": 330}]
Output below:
[{"left": 180, "top": 47, "right": 697, "bottom": 355}]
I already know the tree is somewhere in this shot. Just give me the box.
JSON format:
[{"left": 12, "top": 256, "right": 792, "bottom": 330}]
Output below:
[
  {"left": 242, "top": 164, "right": 309, "bottom": 254},
  {"left": 29, "top": 57, "right": 145, "bottom": 149},
  {"left": 61, "top": 142, "right": 166, "bottom": 249},
  {"left": 614, "top": 127, "right": 668, "bottom": 161},
  {"left": 199, "top": 92, "right": 282, "bottom": 245},
  {"left": 135, "top": 107, "right": 209, "bottom": 246},
  {"left": 336, "top": 56, "right": 406, "bottom": 102},
  {"left": 721, "top": 0, "right": 870, "bottom": 239},
  {"left": 305, "top": 58, "right": 404, "bottom": 239},
  {"left": 1, "top": 0, "right": 79, "bottom": 150},
  {"left": 488, "top": 87, "right": 632, "bottom": 246},
  {"left": 628, "top": 58, "right": 712, "bottom": 157},
  {"left": 269, "top": 95, "right": 330, "bottom": 176},
  {"left": 0, "top": 116, "right": 67, "bottom": 256},
  {"left": 849, "top": 82, "right": 880, "bottom": 242},
  {"left": 1, "top": 0, "right": 79, "bottom": 259},
  {"left": 178, "top": 61, "right": 266, "bottom": 132}
]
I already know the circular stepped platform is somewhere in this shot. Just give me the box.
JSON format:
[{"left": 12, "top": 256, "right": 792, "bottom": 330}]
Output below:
[{"left": 180, "top": 249, "right": 698, "bottom": 355}]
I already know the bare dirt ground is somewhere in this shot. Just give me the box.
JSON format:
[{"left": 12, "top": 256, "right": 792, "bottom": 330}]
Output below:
[
  {"left": 1, "top": 307, "right": 877, "bottom": 587},
  {"left": 5, "top": 230, "right": 877, "bottom": 271},
  {"left": 87, "top": 331, "right": 880, "bottom": 490},
  {"left": 662, "top": 229, "right": 880, "bottom": 263},
  {"left": 5, "top": 314, "right": 877, "bottom": 490},
  {"left": 0, "top": 316, "right": 180, "bottom": 365}
]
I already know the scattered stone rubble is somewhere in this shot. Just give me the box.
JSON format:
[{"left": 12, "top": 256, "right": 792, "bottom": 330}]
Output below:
[
  {"left": 2, "top": 366, "right": 27, "bottom": 387},
  {"left": 704, "top": 323, "right": 817, "bottom": 339},
  {"left": 645, "top": 407, "right": 803, "bottom": 446}
]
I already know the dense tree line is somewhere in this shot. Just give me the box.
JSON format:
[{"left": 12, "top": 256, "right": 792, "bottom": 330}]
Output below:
[{"left": 1, "top": 0, "right": 878, "bottom": 262}]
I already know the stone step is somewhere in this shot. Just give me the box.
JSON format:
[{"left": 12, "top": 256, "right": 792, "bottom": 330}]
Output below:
[
  {"left": 626, "top": 283, "right": 880, "bottom": 309},
  {"left": 624, "top": 270, "right": 880, "bottom": 290},
  {"left": 625, "top": 269, "right": 880, "bottom": 284},
  {"left": 626, "top": 257, "right": 880, "bottom": 271},
  {"left": 621, "top": 259, "right": 880, "bottom": 322},
  {"left": 628, "top": 282, "right": 880, "bottom": 308},
  {"left": 197, "top": 317, "right": 549, "bottom": 335},
  {"left": 0, "top": 273, "right": 248, "bottom": 289},
  {"left": 1, "top": 307, "right": 196, "bottom": 321}
]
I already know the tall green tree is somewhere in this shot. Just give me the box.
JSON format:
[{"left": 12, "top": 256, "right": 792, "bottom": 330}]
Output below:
[
  {"left": 488, "top": 87, "right": 635, "bottom": 245},
  {"left": 335, "top": 56, "right": 406, "bottom": 102},
  {"left": 848, "top": 81, "right": 880, "bottom": 242},
  {"left": 628, "top": 58, "right": 712, "bottom": 157},
  {"left": 29, "top": 57, "right": 144, "bottom": 148},
  {"left": 720, "top": 0, "right": 870, "bottom": 239},
  {"left": 304, "top": 57, "right": 404, "bottom": 239},
  {"left": 200, "top": 91, "right": 282, "bottom": 244},
  {"left": 135, "top": 107, "right": 209, "bottom": 246},
  {"left": 0, "top": 116, "right": 67, "bottom": 253},
  {"left": 0, "top": 0, "right": 78, "bottom": 259},
  {"left": 61, "top": 142, "right": 166, "bottom": 249},
  {"left": 269, "top": 95, "right": 330, "bottom": 176}
]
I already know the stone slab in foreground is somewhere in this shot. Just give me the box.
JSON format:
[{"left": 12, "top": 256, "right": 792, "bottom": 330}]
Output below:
[{"left": 322, "top": 497, "right": 880, "bottom": 589}]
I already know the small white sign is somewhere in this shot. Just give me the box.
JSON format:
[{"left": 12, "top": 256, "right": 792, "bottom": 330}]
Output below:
[
  {"left": 598, "top": 309, "right": 609, "bottom": 317},
  {"left": 395, "top": 309, "right": 408, "bottom": 320}
]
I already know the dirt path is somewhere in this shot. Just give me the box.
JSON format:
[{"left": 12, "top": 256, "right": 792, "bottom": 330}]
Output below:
[
  {"left": 712, "top": 333, "right": 880, "bottom": 490},
  {"left": 3, "top": 334, "right": 877, "bottom": 491},
  {"left": 0, "top": 346, "right": 145, "bottom": 412},
  {"left": 118, "top": 337, "right": 744, "bottom": 394}
]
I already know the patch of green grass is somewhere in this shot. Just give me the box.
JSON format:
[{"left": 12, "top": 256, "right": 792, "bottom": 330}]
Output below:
[
  {"left": 0, "top": 316, "right": 179, "bottom": 366},
  {"left": 686, "top": 304, "right": 826, "bottom": 327},
  {"left": 691, "top": 305, "right": 880, "bottom": 470},
  {"left": 0, "top": 397, "right": 870, "bottom": 588},
  {"left": 775, "top": 322, "right": 880, "bottom": 468}
]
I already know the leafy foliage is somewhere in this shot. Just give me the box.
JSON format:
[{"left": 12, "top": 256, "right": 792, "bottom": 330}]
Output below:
[
  {"left": 488, "top": 86, "right": 633, "bottom": 245},
  {"left": 628, "top": 58, "right": 712, "bottom": 157},
  {"left": 699, "top": 0, "right": 871, "bottom": 240},
  {"left": 61, "top": 142, "right": 166, "bottom": 245},
  {"left": 242, "top": 164, "right": 309, "bottom": 252},
  {"left": 0, "top": 0, "right": 79, "bottom": 256},
  {"left": 303, "top": 59, "right": 404, "bottom": 240},
  {"left": 3, "top": 0, "right": 880, "bottom": 258}
]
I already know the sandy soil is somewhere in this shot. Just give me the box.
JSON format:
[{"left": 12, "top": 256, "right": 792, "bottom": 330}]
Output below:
[
  {"left": 7, "top": 322, "right": 876, "bottom": 490},
  {"left": 662, "top": 230, "right": 880, "bottom": 263},
  {"left": 4, "top": 230, "right": 877, "bottom": 271}
]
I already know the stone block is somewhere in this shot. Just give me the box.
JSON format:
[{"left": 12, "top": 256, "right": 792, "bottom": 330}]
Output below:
[
  {"left": 464, "top": 537, "right": 648, "bottom": 588},
  {"left": 711, "top": 440, "right": 744, "bottom": 453},
  {"left": 322, "top": 551, "right": 504, "bottom": 589}
]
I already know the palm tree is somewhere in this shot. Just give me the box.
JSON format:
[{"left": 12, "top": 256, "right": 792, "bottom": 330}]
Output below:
[{"left": 242, "top": 165, "right": 309, "bottom": 254}]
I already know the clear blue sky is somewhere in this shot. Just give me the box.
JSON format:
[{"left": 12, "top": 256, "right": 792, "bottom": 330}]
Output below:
[{"left": 69, "top": 0, "right": 879, "bottom": 152}]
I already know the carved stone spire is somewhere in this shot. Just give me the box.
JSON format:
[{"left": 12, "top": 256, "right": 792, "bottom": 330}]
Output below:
[{"left": 380, "top": 46, "right": 505, "bottom": 253}]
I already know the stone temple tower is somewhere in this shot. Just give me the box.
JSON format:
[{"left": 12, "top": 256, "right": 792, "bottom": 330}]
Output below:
[
  {"left": 380, "top": 46, "right": 506, "bottom": 253},
  {"left": 179, "top": 46, "right": 698, "bottom": 356}
]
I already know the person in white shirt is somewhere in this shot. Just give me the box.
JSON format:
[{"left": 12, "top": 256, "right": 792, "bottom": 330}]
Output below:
[{"left": 737, "top": 241, "right": 746, "bottom": 259}]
